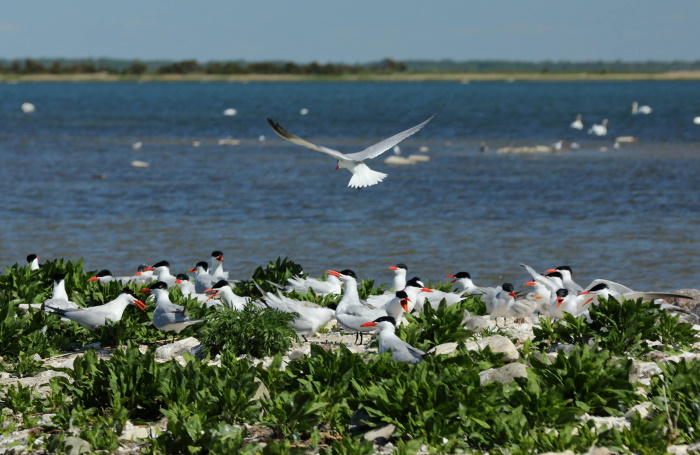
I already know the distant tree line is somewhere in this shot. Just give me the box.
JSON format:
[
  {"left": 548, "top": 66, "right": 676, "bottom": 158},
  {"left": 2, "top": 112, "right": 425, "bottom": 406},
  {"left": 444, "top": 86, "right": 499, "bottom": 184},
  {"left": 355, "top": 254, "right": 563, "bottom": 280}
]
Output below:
[
  {"left": 1, "top": 57, "right": 699, "bottom": 75},
  {"left": 0, "top": 58, "right": 407, "bottom": 75}
]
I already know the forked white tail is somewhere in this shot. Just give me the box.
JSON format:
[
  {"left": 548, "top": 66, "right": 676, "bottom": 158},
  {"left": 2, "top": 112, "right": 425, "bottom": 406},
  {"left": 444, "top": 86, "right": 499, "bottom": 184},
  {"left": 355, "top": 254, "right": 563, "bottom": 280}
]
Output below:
[{"left": 348, "top": 163, "right": 387, "bottom": 189}]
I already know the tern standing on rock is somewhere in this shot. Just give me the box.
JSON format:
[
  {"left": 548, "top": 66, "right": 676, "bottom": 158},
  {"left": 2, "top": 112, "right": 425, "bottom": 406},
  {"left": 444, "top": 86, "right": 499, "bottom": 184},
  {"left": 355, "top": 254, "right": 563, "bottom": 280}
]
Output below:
[{"left": 267, "top": 110, "right": 440, "bottom": 188}]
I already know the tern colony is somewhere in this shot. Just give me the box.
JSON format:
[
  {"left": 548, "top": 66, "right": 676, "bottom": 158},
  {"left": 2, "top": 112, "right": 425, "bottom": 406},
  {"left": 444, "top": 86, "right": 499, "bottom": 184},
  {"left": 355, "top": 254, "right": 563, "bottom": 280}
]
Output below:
[{"left": 23, "top": 252, "right": 693, "bottom": 364}]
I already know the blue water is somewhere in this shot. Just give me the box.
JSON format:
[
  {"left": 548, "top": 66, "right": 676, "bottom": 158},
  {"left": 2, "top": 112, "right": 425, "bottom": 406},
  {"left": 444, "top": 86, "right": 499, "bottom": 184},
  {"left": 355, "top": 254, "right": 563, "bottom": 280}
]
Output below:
[{"left": 0, "top": 81, "right": 699, "bottom": 291}]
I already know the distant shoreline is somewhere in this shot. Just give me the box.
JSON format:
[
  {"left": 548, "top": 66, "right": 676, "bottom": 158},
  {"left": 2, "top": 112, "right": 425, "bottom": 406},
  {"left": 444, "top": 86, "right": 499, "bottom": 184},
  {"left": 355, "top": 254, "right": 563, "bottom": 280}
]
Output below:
[{"left": 3, "top": 71, "right": 700, "bottom": 83}]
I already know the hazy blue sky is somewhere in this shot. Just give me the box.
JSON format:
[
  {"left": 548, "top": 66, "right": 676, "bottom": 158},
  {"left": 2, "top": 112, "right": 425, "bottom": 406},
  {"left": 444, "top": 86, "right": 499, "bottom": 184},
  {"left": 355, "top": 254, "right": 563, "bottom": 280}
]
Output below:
[{"left": 2, "top": 1, "right": 699, "bottom": 62}]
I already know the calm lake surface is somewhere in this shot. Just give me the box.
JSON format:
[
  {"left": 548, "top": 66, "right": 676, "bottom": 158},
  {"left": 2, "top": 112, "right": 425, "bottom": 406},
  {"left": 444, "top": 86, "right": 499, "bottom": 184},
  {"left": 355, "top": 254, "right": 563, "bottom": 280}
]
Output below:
[{"left": 0, "top": 80, "right": 699, "bottom": 291}]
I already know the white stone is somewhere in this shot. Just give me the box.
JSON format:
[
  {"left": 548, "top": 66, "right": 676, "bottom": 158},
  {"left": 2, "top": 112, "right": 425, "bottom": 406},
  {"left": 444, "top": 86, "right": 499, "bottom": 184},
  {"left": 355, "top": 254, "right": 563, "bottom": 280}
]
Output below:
[
  {"left": 363, "top": 423, "right": 395, "bottom": 441},
  {"left": 479, "top": 362, "right": 528, "bottom": 385},
  {"left": 155, "top": 337, "right": 201, "bottom": 360},
  {"left": 625, "top": 402, "right": 652, "bottom": 419},
  {"left": 429, "top": 335, "right": 520, "bottom": 362}
]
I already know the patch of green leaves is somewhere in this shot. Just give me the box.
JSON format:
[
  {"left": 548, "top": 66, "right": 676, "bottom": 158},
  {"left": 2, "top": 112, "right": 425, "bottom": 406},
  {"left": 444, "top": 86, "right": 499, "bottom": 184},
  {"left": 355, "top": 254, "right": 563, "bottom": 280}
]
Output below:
[
  {"left": 522, "top": 344, "right": 641, "bottom": 419},
  {"left": 648, "top": 358, "right": 700, "bottom": 444},
  {"left": 199, "top": 305, "right": 298, "bottom": 358},
  {"left": 396, "top": 298, "right": 476, "bottom": 351},
  {"left": 533, "top": 297, "right": 699, "bottom": 356},
  {"left": 235, "top": 257, "right": 306, "bottom": 296}
]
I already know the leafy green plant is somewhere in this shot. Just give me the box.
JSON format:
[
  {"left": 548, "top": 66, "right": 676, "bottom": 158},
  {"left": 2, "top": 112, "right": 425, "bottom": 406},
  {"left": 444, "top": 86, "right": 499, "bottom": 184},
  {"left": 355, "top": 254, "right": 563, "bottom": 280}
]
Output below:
[
  {"left": 235, "top": 257, "right": 306, "bottom": 296},
  {"left": 521, "top": 344, "right": 641, "bottom": 419},
  {"left": 199, "top": 305, "right": 298, "bottom": 358},
  {"left": 533, "top": 297, "right": 698, "bottom": 356},
  {"left": 396, "top": 298, "right": 476, "bottom": 351},
  {"left": 2, "top": 383, "right": 45, "bottom": 415},
  {"left": 596, "top": 412, "right": 670, "bottom": 454},
  {"left": 262, "top": 390, "right": 327, "bottom": 439},
  {"left": 647, "top": 358, "right": 700, "bottom": 444}
]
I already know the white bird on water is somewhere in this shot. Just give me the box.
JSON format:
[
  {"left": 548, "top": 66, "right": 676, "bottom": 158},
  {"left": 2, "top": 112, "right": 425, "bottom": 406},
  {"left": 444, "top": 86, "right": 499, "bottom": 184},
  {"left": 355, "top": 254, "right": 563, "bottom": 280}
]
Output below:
[
  {"left": 588, "top": 119, "right": 608, "bottom": 136},
  {"left": 21, "top": 102, "right": 35, "bottom": 114},
  {"left": 267, "top": 110, "right": 439, "bottom": 188},
  {"left": 631, "top": 101, "right": 652, "bottom": 115},
  {"left": 570, "top": 114, "right": 583, "bottom": 130}
]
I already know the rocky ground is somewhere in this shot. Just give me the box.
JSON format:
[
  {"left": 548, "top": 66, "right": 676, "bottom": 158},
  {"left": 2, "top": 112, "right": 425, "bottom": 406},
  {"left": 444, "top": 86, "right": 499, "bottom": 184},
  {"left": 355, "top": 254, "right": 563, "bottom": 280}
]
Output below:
[{"left": 2, "top": 292, "right": 700, "bottom": 454}]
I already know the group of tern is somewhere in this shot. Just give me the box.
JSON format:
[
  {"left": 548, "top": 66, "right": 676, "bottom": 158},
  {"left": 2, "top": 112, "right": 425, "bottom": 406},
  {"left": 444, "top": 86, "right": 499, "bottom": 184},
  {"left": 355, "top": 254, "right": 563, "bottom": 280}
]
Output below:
[{"left": 16, "top": 253, "right": 693, "bottom": 364}]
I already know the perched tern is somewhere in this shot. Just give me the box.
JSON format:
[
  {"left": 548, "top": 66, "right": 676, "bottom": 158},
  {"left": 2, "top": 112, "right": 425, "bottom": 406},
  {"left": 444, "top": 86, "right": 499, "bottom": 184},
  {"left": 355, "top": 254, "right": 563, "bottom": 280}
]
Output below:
[
  {"left": 144, "top": 261, "right": 177, "bottom": 287},
  {"left": 210, "top": 251, "right": 229, "bottom": 281},
  {"left": 361, "top": 316, "right": 425, "bottom": 363},
  {"left": 284, "top": 274, "right": 342, "bottom": 296},
  {"left": 328, "top": 269, "right": 387, "bottom": 344},
  {"left": 267, "top": 110, "right": 439, "bottom": 188},
  {"left": 544, "top": 266, "right": 583, "bottom": 294},
  {"left": 366, "top": 263, "right": 409, "bottom": 308},
  {"left": 46, "top": 288, "right": 146, "bottom": 330},
  {"left": 140, "top": 281, "right": 205, "bottom": 334},
  {"left": 579, "top": 282, "right": 691, "bottom": 311},
  {"left": 19, "top": 273, "right": 80, "bottom": 313},
  {"left": 549, "top": 288, "right": 589, "bottom": 319},
  {"left": 257, "top": 287, "right": 336, "bottom": 341},
  {"left": 44, "top": 273, "right": 80, "bottom": 311},
  {"left": 174, "top": 274, "right": 209, "bottom": 304},
  {"left": 203, "top": 280, "right": 250, "bottom": 310},
  {"left": 480, "top": 283, "right": 535, "bottom": 322},
  {"left": 87, "top": 269, "right": 142, "bottom": 285},
  {"left": 26, "top": 254, "right": 41, "bottom": 271},
  {"left": 189, "top": 261, "right": 217, "bottom": 294},
  {"left": 445, "top": 272, "right": 483, "bottom": 296}
]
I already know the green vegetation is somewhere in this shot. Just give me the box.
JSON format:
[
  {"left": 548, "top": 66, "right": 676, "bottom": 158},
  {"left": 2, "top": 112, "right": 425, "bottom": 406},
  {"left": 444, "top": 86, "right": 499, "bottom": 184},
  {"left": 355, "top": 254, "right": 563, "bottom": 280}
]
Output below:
[
  {"left": 2, "top": 57, "right": 700, "bottom": 78},
  {"left": 533, "top": 297, "right": 698, "bottom": 356},
  {"left": 0, "top": 257, "right": 698, "bottom": 453},
  {"left": 200, "top": 305, "right": 299, "bottom": 358}
]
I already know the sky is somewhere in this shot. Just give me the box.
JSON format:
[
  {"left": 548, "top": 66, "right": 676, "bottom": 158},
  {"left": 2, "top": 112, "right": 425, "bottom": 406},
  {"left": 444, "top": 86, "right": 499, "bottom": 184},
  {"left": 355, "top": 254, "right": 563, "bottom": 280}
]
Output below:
[{"left": 1, "top": 1, "right": 699, "bottom": 63}]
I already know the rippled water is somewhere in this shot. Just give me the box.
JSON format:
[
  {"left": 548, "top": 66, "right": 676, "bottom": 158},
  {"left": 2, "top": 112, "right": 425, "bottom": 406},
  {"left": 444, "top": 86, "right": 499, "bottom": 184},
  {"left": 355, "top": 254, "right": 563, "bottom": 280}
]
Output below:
[{"left": 0, "top": 81, "right": 698, "bottom": 291}]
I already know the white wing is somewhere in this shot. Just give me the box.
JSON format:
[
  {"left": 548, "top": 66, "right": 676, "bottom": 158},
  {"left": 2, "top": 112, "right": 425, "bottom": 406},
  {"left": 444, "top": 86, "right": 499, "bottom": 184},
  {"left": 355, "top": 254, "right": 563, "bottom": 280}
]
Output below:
[
  {"left": 344, "top": 110, "right": 440, "bottom": 161},
  {"left": 267, "top": 118, "right": 348, "bottom": 160},
  {"left": 585, "top": 279, "right": 635, "bottom": 294},
  {"left": 521, "top": 263, "right": 560, "bottom": 292}
]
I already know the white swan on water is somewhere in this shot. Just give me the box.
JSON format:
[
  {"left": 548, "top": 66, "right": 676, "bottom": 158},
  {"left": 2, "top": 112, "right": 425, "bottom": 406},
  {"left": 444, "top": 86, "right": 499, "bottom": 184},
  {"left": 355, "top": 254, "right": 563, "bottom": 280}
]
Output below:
[
  {"left": 570, "top": 114, "right": 583, "bottom": 130},
  {"left": 631, "top": 101, "right": 652, "bottom": 115},
  {"left": 588, "top": 119, "right": 608, "bottom": 136}
]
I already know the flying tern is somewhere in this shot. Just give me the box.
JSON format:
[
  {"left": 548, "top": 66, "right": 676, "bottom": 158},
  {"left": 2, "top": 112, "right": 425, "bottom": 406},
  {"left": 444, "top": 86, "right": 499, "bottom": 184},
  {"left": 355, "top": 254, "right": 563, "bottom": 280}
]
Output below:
[{"left": 267, "top": 110, "right": 439, "bottom": 188}]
